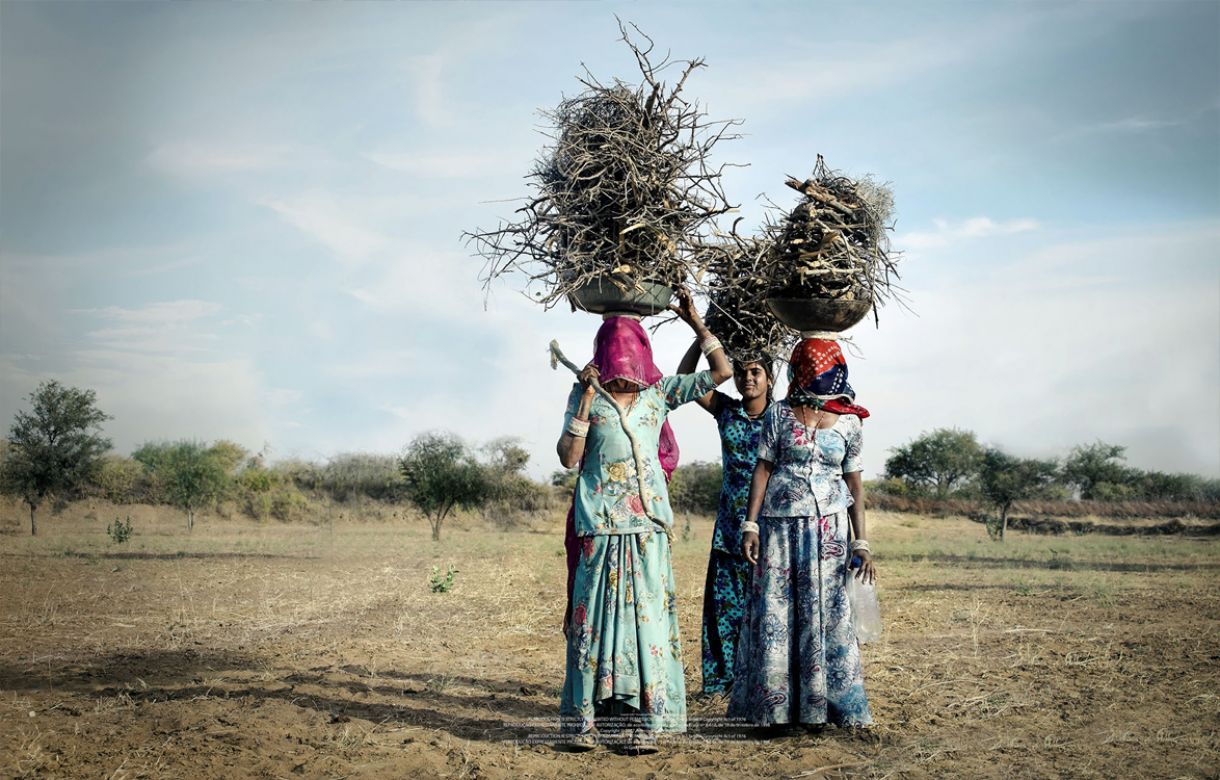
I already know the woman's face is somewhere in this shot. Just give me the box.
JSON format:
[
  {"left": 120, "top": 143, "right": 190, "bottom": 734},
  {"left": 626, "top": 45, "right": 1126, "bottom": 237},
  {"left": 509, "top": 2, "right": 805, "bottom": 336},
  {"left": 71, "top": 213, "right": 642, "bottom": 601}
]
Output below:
[{"left": 734, "top": 362, "right": 769, "bottom": 401}]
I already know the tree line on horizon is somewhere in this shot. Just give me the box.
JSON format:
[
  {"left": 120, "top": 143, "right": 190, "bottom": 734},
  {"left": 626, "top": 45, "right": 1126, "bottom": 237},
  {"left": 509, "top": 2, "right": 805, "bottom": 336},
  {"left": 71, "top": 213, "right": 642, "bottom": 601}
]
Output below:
[{"left": 2, "top": 381, "right": 1216, "bottom": 542}]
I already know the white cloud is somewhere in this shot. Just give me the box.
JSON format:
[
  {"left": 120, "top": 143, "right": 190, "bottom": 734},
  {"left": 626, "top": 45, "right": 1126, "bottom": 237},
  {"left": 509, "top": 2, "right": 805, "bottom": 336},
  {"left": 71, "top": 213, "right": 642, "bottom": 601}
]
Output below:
[
  {"left": 900, "top": 217, "right": 1039, "bottom": 252},
  {"left": 0, "top": 350, "right": 271, "bottom": 456},
  {"left": 364, "top": 150, "right": 522, "bottom": 179},
  {"left": 851, "top": 221, "right": 1220, "bottom": 477},
  {"left": 146, "top": 141, "right": 308, "bottom": 176},
  {"left": 343, "top": 243, "right": 486, "bottom": 320},
  {"left": 405, "top": 53, "right": 450, "bottom": 128},
  {"left": 76, "top": 300, "right": 222, "bottom": 325},
  {"left": 260, "top": 191, "right": 388, "bottom": 266},
  {"left": 705, "top": 12, "right": 1038, "bottom": 113},
  {"left": 263, "top": 387, "right": 305, "bottom": 410},
  {"left": 325, "top": 349, "right": 422, "bottom": 381},
  {"left": 69, "top": 300, "right": 225, "bottom": 354},
  {"left": 718, "top": 40, "right": 961, "bottom": 107},
  {"left": 1065, "top": 116, "right": 1186, "bottom": 138}
]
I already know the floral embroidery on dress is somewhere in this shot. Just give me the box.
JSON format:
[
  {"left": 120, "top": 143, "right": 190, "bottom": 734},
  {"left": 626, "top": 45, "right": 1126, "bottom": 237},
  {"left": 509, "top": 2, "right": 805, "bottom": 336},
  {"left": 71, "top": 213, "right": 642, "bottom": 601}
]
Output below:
[{"left": 756, "top": 402, "right": 863, "bottom": 519}]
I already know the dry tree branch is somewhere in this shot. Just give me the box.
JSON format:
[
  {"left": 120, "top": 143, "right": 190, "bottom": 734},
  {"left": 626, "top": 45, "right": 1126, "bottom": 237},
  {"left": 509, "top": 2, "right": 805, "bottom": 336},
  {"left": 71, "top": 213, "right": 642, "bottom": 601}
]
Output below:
[
  {"left": 463, "top": 23, "right": 741, "bottom": 311},
  {"left": 761, "top": 155, "right": 905, "bottom": 327}
]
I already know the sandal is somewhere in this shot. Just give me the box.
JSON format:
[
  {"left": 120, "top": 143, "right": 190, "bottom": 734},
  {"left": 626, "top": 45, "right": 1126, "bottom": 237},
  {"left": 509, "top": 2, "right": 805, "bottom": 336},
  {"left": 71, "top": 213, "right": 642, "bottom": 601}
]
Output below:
[
  {"left": 619, "top": 727, "right": 658, "bottom": 755},
  {"left": 562, "top": 728, "right": 598, "bottom": 752}
]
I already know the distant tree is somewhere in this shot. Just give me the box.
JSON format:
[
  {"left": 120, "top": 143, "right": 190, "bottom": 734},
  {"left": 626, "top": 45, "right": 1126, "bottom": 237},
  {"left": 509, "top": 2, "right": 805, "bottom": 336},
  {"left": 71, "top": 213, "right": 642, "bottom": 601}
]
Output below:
[
  {"left": 133, "top": 440, "right": 230, "bottom": 531},
  {"left": 91, "top": 454, "right": 149, "bottom": 504},
  {"left": 1136, "top": 471, "right": 1219, "bottom": 503},
  {"left": 1062, "top": 442, "right": 1136, "bottom": 500},
  {"left": 668, "top": 461, "right": 722, "bottom": 515},
  {"left": 979, "top": 448, "right": 1059, "bottom": 541},
  {"left": 885, "top": 428, "right": 984, "bottom": 498},
  {"left": 207, "top": 440, "right": 249, "bottom": 476},
  {"left": 400, "top": 432, "right": 488, "bottom": 541},
  {"left": 483, "top": 436, "right": 530, "bottom": 477},
  {"left": 551, "top": 469, "right": 578, "bottom": 491},
  {"left": 320, "top": 453, "right": 404, "bottom": 502},
  {"left": 0, "top": 381, "right": 111, "bottom": 535},
  {"left": 476, "top": 437, "right": 551, "bottom": 523}
]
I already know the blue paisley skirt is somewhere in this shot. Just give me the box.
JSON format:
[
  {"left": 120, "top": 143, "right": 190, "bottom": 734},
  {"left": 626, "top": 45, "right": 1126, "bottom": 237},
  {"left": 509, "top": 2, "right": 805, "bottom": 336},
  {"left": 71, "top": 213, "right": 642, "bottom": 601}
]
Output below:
[{"left": 728, "top": 512, "right": 872, "bottom": 726}]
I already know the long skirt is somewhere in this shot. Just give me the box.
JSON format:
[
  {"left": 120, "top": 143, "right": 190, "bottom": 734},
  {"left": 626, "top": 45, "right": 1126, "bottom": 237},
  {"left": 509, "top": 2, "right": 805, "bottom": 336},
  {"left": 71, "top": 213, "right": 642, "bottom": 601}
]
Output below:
[
  {"left": 700, "top": 550, "right": 751, "bottom": 694},
  {"left": 560, "top": 530, "right": 687, "bottom": 734},
  {"left": 728, "top": 512, "right": 872, "bottom": 726}
]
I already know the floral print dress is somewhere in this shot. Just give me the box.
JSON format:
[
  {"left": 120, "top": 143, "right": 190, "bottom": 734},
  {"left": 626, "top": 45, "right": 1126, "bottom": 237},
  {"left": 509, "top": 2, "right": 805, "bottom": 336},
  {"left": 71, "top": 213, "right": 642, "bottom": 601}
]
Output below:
[
  {"left": 728, "top": 402, "right": 872, "bottom": 726},
  {"left": 701, "top": 395, "right": 767, "bottom": 694},
  {"left": 560, "top": 371, "right": 717, "bottom": 734}
]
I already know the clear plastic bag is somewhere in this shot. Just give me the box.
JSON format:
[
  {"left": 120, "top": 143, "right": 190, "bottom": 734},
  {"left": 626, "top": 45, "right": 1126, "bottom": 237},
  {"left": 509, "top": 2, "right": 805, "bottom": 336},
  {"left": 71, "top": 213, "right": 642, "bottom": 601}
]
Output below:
[{"left": 847, "top": 570, "right": 882, "bottom": 644}]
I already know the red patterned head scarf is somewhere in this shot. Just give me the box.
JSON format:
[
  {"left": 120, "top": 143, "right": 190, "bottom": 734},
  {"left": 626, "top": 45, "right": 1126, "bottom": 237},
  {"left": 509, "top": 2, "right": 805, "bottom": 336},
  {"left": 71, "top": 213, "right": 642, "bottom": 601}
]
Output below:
[
  {"left": 591, "top": 317, "right": 680, "bottom": 477},
  {"left": 787, "top": 338, "right": 870, "bottom": 419}
]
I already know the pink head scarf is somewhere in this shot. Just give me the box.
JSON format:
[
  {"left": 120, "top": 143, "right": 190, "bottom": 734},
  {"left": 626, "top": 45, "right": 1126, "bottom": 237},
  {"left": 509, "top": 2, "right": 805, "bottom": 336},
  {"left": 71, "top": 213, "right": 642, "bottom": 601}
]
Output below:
[{"left": 590, "top": 316, "right": 680, "bottom": 478}]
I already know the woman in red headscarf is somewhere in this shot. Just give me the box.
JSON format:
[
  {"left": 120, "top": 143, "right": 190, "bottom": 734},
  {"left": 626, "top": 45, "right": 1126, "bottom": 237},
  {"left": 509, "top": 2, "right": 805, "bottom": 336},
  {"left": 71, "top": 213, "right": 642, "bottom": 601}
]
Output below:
[
  {"left": 728, "top": 338, "right": 876, "bottom": 731},
  {"left": 556, "top": 288, "right": 731, "bottom": 752}
]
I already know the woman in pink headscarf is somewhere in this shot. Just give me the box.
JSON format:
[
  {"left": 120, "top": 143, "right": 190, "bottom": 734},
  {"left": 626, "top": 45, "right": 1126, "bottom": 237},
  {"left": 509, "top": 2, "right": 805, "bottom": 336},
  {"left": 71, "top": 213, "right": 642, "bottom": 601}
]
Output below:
[{"left": 556, "top": 288, "right": 731, "bottom": 753}]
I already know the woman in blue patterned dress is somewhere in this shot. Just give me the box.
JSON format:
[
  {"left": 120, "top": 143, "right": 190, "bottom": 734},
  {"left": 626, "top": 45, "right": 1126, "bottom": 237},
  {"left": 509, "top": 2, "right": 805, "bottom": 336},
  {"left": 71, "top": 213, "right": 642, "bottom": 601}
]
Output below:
[
  {"left": 557, "top": 289, "right": 731, "bottom": 751},
  {"left": 676, "top": 343, "right": 774, "bottom": 695},
  {"left": 729, "top": 338, "right": 877, "bottom": 729}
]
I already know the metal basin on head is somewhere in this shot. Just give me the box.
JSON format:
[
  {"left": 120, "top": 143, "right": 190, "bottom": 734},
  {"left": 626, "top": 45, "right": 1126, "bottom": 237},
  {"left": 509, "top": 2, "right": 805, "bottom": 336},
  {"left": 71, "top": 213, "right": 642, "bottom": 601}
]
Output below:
[
  {"left": 569, "top": 277, "right": 674, "bottom": 316},
  {"left": 765, "top": 296, "right": 873, "bottom": 332}
]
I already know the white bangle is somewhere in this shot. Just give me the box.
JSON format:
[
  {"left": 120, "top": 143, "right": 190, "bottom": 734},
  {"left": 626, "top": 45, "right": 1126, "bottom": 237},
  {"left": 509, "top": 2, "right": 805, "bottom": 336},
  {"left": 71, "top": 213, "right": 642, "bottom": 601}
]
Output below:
[
  {"left": 566, "top": 418, "right": 590, "bottom": 438},
  {"left": 741, "top": 520, "right": 759, "bottom": 536},
  {"left": 850, "top": 539, "right": 870, "bottom": 552},
  {"left": 700, "top": 337, "right": 723, "bottom": 356}
]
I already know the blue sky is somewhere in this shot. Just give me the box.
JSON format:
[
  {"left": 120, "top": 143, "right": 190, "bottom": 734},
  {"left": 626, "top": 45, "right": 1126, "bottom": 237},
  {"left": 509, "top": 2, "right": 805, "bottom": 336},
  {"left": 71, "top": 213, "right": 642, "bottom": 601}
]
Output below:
[{"left": 2, "top": 1, "right": 1217, "bottom": 480}]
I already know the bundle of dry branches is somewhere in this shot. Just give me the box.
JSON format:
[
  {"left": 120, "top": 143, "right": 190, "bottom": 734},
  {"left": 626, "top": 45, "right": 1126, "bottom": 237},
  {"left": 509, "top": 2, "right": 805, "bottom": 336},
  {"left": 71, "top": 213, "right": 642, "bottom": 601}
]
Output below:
[
  {"left": 763, "top": 155, "right": 902, "bottom": 319},
  {"left": 465, "top": 22, "right": 740, "bottom": 308},
  {"left": 692, "top": 233, "right": 797, "bottom": 365}
]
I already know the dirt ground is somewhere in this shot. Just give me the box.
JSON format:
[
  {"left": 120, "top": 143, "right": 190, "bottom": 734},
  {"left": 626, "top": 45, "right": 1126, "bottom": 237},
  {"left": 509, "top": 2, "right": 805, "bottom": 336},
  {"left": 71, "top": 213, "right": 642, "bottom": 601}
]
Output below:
[{"left": 1, "top": 502, "right": 1217, "bottom": 779}]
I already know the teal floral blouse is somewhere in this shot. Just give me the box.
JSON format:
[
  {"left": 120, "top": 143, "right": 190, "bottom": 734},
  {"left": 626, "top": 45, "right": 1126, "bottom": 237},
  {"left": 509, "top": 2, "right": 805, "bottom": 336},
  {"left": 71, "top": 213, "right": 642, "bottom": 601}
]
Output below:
[{"left": 563, "top": 370, "right": 718, "bottom": 536}]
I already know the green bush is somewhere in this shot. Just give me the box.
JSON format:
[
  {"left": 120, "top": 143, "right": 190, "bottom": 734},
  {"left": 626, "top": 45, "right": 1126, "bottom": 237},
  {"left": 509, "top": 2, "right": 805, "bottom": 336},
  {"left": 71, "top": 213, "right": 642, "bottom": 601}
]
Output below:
[
  {"left": 320, "top": 453, "right": 405, "bottom": 503},
  {"left": 551, "top": 469, "right": 578, "bottom": 491},
  {"left": 270, "top": 486, "right": 309, "bottom": 522},
  {"left": 237, "top": 465, "right": 280, "bottom": 494},
  {"left": 92, "top": 455, "right": 148, "bottom": 504},
  {"left": 106, "top": 515, "right": 133, "bottom": 544},
  {"left": 866, "top": 477, "right": 911, "bottom": 497},
  {"left": 132, "top": 440, "right": 230, "bottom": 531},
  {"left": 669, "top": 461, "right": 722, "bottom": 515},
  {"left": 429, "top": 565, "right": 459, "bottom": 593},
  {"left": 274, "top": 459, "right": 322, "bottom": 492}
]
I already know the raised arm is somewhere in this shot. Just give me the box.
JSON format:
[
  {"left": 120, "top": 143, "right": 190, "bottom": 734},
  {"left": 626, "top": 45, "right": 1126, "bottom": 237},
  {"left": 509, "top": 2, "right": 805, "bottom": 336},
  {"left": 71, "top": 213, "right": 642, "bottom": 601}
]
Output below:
[
  {"left": 671, "top": 287, "right": 731, "bottom": 385},
  {"left": 676, "top": 338, "right": 722, "bottom": 416},
  {"left": 556, "top": 367, "right": 598, "bottom": 469}
]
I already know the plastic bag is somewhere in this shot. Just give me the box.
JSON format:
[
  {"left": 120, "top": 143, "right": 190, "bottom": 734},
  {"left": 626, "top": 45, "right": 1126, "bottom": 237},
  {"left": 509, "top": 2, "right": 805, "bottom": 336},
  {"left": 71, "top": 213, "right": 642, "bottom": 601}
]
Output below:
[{"left": 847, "top": 561, "right": 882, "bottom": 644}]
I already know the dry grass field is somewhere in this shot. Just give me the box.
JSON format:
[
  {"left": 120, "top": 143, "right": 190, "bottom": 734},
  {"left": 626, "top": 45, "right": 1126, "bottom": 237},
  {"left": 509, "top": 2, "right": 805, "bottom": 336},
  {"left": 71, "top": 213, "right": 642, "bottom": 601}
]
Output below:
[{"left": 1, "top": 502, "right": 1217, "bottom": 779}]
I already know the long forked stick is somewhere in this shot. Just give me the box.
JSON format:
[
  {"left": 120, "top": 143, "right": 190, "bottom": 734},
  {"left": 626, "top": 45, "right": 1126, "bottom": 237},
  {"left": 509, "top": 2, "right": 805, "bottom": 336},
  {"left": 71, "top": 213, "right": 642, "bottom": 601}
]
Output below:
[{"left": 549, "top": 340, "right": 668, "bottom": 533}]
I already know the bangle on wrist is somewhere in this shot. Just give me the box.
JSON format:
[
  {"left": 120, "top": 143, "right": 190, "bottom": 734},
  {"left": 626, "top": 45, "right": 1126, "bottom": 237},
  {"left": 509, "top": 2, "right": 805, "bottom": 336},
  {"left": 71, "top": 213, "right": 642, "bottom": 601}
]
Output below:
[
  {"left": 741, "top": 520, "right": 759, "bottom": 536},
  {"left": 850, "top": 539, "right": 870, "bottom": 552},
  {"left": 566, "top": 418, "right": 590, "bottom": 438},
  {"left": 700, "top": 337, "right": 723, "bottom": 357}
]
